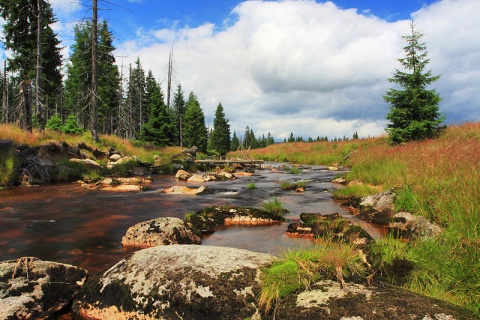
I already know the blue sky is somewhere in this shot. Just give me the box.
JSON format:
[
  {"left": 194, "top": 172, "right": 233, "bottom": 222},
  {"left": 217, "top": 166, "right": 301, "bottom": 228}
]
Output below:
[
  {"left": 2, "top": 0, "right": 479, "bottom": 140},
  {"left": 99, "top": 0, "right": 438, "bottom": 47}
]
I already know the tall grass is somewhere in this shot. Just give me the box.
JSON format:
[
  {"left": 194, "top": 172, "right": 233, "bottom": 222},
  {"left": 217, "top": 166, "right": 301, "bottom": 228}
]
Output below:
[
  {"left": 341, "top": 122, "right": 480, "bottom": 314},
  {"left": 230, "top": 139, "right": 378, "bottom": 165}
]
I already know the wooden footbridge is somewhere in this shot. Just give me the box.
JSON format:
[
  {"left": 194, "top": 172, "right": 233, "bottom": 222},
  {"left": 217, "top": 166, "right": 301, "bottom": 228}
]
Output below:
[{"left": 194, "top": 158, "right": 264, "bottom": 168}]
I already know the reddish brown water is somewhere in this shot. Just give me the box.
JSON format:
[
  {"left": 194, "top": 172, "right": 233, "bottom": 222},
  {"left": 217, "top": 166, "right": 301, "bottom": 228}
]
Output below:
[{"left": 0, "top": 163, "right": 384, "bottom": 276}]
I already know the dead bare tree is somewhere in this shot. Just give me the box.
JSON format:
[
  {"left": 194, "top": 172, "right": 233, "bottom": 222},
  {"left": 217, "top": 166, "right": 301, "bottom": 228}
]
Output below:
[
  {"left": 91, "top": 0, "right": 99, "bottom": 142},
  {"left": 36, "top": 0, "right": 44, "bottom": 130}
]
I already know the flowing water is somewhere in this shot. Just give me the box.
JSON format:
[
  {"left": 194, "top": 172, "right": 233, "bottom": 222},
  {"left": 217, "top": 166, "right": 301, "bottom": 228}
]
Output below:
[{"left": 0, "top": 163, "right": 384, "bottom": 276}]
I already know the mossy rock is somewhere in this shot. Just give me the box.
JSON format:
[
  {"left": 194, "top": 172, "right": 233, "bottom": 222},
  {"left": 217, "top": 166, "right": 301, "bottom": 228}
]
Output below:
[
  {"left": 289, "top": 213, "right": 372, "bottom": 246},
  {"left": 184, "top": 206, "right": 286, "bottom": 233}
]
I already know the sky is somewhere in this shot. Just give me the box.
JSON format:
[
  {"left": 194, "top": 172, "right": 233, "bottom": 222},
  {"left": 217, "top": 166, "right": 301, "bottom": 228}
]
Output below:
[{"left": 1, "top": 0, "right": 479, "bottom": 140}]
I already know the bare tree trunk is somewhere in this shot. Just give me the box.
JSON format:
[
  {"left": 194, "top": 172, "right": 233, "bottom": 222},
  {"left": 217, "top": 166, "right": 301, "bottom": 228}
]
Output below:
[
  {"left": 167, "top": 48, "right": 173, "bottom": 110},
  {"left": 20, "top": 81, "right": 33, "bottom": 133},
  {"left": 36, "top": 0, "right": 44, "bottom": 130},
  {"left": 91, "top": 0, "right": 99, "bottom": 142},
  {"left": 2, "top": 61, "right": 7, "bottom": 123}
]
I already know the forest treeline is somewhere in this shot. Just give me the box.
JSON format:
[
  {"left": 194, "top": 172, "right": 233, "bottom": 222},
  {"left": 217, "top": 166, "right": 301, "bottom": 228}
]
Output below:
[{"left": 0, "top": 1, "right": 359, "bottom": 155}]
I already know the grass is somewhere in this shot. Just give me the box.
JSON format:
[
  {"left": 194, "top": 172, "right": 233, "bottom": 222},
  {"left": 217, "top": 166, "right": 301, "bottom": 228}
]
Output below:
[
  {"left": 259, "top": 239, "right": 368, "bottom": 312},
  {"left": 280, "top": 180, "right": 308, "bottom": 191},
  {"left": 247, "top": 183, "right": 257, "bottom": 190},
  {"left": 262, "top": 197, "right": 286, "bottom": 215}
]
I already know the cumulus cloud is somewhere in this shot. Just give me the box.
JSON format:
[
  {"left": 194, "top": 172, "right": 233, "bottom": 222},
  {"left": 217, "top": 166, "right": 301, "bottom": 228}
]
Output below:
[{"left": 117, "top": 0, "right": 412, "bottom": 139}]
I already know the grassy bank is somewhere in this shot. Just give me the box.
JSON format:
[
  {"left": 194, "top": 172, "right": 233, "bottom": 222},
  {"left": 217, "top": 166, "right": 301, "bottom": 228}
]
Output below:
[
  {"left": 0, "top": 123, "right": 183, "bottom": 185},
  {"left": 240, "top": 122, "right": 479, "bottom": 315}
]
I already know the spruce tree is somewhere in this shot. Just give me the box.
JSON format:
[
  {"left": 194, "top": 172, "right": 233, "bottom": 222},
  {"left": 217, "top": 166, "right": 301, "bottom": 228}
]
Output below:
[
  {"left": 64, "top": 20, "right": 119, "bottom": 134},
  {"left": 139, "top": 71, "right": 175, "bottom": 147},
  {"left": 97, "top": 20, "right": 120, "bottom": 135},
  {"left": 1, "top": 0, "right": 62, "bottom": 129},
  {"left": 172, "top": 84, "right": 186, "bottom": 146},
  {"left": 384, "top": 22, "right": 444, "bottom": 144},
  {"left": 230, "top": 132, "right": 240, "bottom": 151},
  {"left": 65, "top": 23, "right": 91, "bottom": 128},
  {"left": 126, "top": 57, "right": 147, "bottom": 139},
  {"left": 211, "top": 103, "right": 231, "bottom": 156},
  {"left": 183, "top": 92, "right": 208, "bottom": 152}
]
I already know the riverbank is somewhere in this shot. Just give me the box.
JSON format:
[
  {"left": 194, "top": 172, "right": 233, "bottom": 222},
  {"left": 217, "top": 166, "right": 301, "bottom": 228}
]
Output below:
[
  {"left": 238, "top": 122, "right": 480, "bottom": 316},
  {"left": 1, "top": 122, "right": 479, "bottom": 316}
]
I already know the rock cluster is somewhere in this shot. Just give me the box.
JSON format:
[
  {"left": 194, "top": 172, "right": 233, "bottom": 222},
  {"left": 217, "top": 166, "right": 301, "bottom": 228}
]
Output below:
[{"left": 175, "top": 169, "right": 236, "bottom": 182}]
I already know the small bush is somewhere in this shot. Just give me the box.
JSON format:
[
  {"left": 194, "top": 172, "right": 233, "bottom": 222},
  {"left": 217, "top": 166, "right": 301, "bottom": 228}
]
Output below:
[
  {"left": 46, "top": 114, "right": 63, "bottom": 132},
  {"left": 62, "top": 114, "right": 83, "bottom": 134}
]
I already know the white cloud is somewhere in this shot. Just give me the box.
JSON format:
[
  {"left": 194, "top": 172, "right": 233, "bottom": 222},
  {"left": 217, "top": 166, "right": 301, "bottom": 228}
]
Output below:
[
  {"left": 3, "top": 0, "right": 479, "bottom": 140},
  {"left": 117, "top": 0, "right": 412, "bottom": 139},
  {"left": 49, "top": 0, "right": 83, "bottom": 17}
]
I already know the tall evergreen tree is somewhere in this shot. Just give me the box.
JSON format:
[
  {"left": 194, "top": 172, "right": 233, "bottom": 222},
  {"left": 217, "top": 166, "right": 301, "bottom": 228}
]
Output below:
[
  {"left": 266, "top": 132, "right": 275, "bottom": 146},
  {"left": 97, "top": 20, "right": 120, "bottom": 135},
  {"left": 64, "top": 23, "right": 91, "bottom": 128},
  {"left": 230, "top": 131, "right": 240, "bottom": 151},
  {"left": 64, "top": 20, "right": 119, "bottom": 134},
  {"left": 183, "top": 92, "right": 208, "bottom": 152},
  {"left": 139, "top": 71, "right": 175, "bottom": 147},
  {"left": 384, "top": 22, "right": 444, "bottom": 144},
  {"left": 126, "top": 57, "right": 147, "bottom": 139},
  {"left": 172, "top": 84, "right": 186, "bottom": 146},
  {"left": 0, "top": 0, "right": 62, "bottom": 129},
  {"left": 211, "top": 103, "right": 231, "bottom": 156}
]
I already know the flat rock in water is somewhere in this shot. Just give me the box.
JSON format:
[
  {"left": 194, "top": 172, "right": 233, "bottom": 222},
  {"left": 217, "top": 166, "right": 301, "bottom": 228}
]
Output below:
[
  {"left": 73, "top": 245, "right": 273, "bottom": 320},
  {"left": 162, "top": 185, "right": 210, "bottom": 195},
  {"left": 122, "top": 217, "right": 202, "bottom": 248},
  {"left": 0, "top": 257, "right": 88, "bottom": 319}
]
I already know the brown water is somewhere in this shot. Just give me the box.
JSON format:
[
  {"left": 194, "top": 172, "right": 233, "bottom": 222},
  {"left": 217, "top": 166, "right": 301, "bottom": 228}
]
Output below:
[{"left": 0, "top": 163, "right": 384, "bottom": 276}]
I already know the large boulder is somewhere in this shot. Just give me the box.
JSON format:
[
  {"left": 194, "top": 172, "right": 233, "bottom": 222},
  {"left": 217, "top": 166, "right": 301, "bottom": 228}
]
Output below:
[
  {"left": 73, "top": 245, "right": 273, "bottom": 320},
  {"left": 0, "top": 257, "right": 88, "bottom": 319},
  {"left": 266, "top": 279, "right": 476, "bottom": 319},
  {"left": 359, "top": 189, "right": 396, "bottom": 225},
  {"left": 122, "top": 217, "right": 202, "bottom": 248}
]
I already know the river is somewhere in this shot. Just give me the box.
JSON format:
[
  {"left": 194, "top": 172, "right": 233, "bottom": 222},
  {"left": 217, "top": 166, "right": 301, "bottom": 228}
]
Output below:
[{"left": 0, "top": 163, "right": 382, "bottom": 276}]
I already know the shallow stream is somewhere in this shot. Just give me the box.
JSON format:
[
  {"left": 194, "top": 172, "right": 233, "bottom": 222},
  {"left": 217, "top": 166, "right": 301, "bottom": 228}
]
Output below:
[{"left": 0, "top": 163, "right": 384, "bottom": 275}]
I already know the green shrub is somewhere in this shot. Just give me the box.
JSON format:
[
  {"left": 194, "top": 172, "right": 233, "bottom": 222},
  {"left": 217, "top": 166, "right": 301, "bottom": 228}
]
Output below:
[
  {"left": 62, "top": 114, "right": 83, "bottom": 134},
  {"left": 46, "top": 114, "right": 63, "bottom": 132}
]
